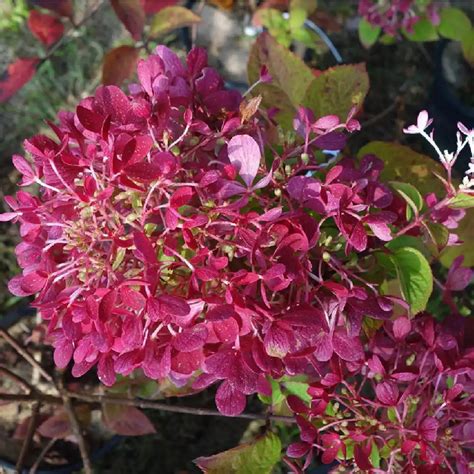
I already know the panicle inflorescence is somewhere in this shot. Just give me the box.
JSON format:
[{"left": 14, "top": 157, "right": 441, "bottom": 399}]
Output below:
[{"left": 2, "top": 45, "right": 473, "bottom": 472}]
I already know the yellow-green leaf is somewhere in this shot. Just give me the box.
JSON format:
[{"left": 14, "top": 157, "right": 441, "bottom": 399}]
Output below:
[
  {"left": 149, "top": 6, "right": 201, "bottom": 38},
  {"left": 195, "top": 432, "right": 282, "bottom": 474},
  {"left": 439, "top": 7, "right": 472, "bottom": 41},
  {"left": 390, "top": 181, "right": 424, "bottom": 220},
  {"left": 440, "top": 208, "right": 474, "bottom": 267},
  {"left": 461, "top": 28, "right": 474, "bottom": 66},
  {"left": 359, "top": 18, "right": 381, "bottom": 48},
  {"left": 303, "top": 63, "right": 369, "bottom": 120},
  {"left": 403, "top": 17, "right": 438, "bottom": 42},
  {"left": 449, "top": 193, "right": 474, "bottom": 209},
  {"left": 390, "top": 247, "right": 433, "bottom": 316},
  {"left": 247, "top": 32, "right": 315, "bottom": 128},
  {"left": 357, "top": 142, "right": 446, "bottom": 197}
]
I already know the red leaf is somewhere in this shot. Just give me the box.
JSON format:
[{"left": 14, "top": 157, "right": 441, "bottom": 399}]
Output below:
[
  {"left": 133, "top": 231, "right": 156, "bottom": 264},
  {"left": 157, "top": 294, "right": 190, "bottom": 317},
  {"left": 111, "top": 0, "right": 145, "bottom": 40},
  {"left": 31, "top": 0, "right": 74, "bottom": 18},
  {"left": 102, "top": 46, "right": 139, "bottom": 86},
  {"left": 28, "top": 10, "right": 64, "bottom": 47},
  {"left": 76, "top": 106, "right": 104, "bottom": 133},
  {"left": 0, "top": 58, "right": 39, "bottom": 103},
  {"left": 103, "top": 404, "right": 156, "bottom": 435},
  {"left": 173, "top": 324, "right": 208, "bottom": 352},
  {"left": 170, "top": 187, "right": 194, "bottom": 209},
  {"left": 287, "top": 441, "right": 311, "bottom": 458},
  {"left": 354, "top": 443, "right": 372, "bottom": 471},
  {"left": 126, "top": 161, "right": 163, "bottom": 182}
]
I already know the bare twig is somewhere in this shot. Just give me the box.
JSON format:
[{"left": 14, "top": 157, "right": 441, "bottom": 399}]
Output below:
[
  {"left": 0, "top": 366, "right": 33, "bottom": 393},
  {"left": 0, "top": 392, "right": 61, "bottom": 405},
  {"left": 361, "top": 98, "right": 400, "bottom": 128},
  {"left": 0, "top": 329, "right": 56, "bottom": 387},
  {"left": 30, "top": 438, "right": 57, "bottom": 474},
  {"left": 61, "top": 391, "right": 93, "bottom": 474},
  {"left": 37, "top": 0, "right": 105, "bottom": 68},
  {"left": 0, "top": 391, "right": 296, "bottom": 424},
  {"left": 15, "top": 401, "right": 41, "bottom": 473}
]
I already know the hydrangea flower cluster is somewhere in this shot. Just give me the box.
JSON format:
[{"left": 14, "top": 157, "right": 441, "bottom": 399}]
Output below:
[
  {"left": 3, "top": 45, "right": 473, "bottom": 471},
  {"left": 286, "top": 312, "right": 474, "bottom": 473},
  {"left": 358, "top": 0, "right": 440, "bottom": 36}
]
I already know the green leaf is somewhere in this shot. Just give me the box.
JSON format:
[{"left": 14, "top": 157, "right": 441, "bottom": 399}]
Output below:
[
  {"left": 387, "top": 407, "right": 398, "bottom": 423},
  {"left": 257, "top": 8, "right": 286, "bottom": 31},
  {"left": 438, "top": 7, "right": 472, "bottom": 41},
  {"left": 389, "top": 181, "right": 423, "bottom": 220},
  {"left": 461, "top": 28, "right": 474, "bottom": 66},
  {"left": 284, "top": 381, "right": 311, "bottom": 403},
  {"left": 386, "top": 236, "right": 431, "bottom": 259},
  {"left": 358, "top": 18, "right": 381, "bottom": 48},
  {"left": 195, "top": 432, "right": 282, "bottom": 474},
  {"left": 248, "top": 32, "right": 315, "bottom": 128},
  {"left": 304, "top": 63, "right": 369, "bottom": 120},
  {"left": 370, "top": 442, "right": 381, "bottom": 469},
  {"left": 289, "top": 7, "right": 307, "bottom": 31},
  {"left": 403, "top": 17, "right": 438, "bottom": 42},
  {"left": 149, "top": 6, "right": 201, "bottom": 38},
  {"left": 425, "top": 222, "right": 449, "bottom": 251},
  {"left": 449, "top": 192, "right": 474, "bottom": 209},
  {"left": 390, "top": 247, "right": 433, "bottom": 316},
  {"left": 292, "top": 28, "right": 314, "bottom": 46},
  {"left": 379, "top": 33, "right": 396, "bottom": 45},
  {"left": 357, "top": 142, "right": 446, "bottom": 197}
]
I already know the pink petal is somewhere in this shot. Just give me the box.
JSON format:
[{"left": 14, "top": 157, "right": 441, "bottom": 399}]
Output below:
[{"left": 227, "top": 134, "right": 261, "bottom": 187}]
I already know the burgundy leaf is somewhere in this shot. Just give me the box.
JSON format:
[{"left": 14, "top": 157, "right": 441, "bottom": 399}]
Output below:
[
  {"left": 111, "top": 0, "right": 145, "bottom": 40},
  {"left": 287, "top": 441, "right": 311, "bottom": 458},
  {"left": 264, "top": 325, "right": 290, "bottom": 358},
  {"left": 37, "top": 412, "right": 71, "bottom": 439},
  {"left": 103, "top": 404, "right": 156, "bottom": 435},
  {"left": 354, "top": 443, "right": 372, "bottom": 471},
  {"left": 215, "top": 381, "right": 246, "bottom": 416},
  {"left": 419, "top": 417, "right": 439, "bottom": 442},
  {"left": 375, "top": 381, "right": 399, "bottom": 406},
  {"left": 332, "top": 331, "right": 363, "bottom": 362},
  {"left": 102, "top": 46, "right": 139, "bottom": 86},
  {"left": 140, "top": 0, "right": 178, "bottom": 15}
]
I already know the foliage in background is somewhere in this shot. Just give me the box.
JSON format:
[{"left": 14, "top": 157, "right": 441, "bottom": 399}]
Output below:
[{"left": 358, "top": 0, "right": 474, "bottom": 66}]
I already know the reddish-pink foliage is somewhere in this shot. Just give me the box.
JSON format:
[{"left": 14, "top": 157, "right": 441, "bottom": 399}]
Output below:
[
  {"left": 3, "top": 44, "right": 472, "bottom": 471},
  {"left": 0, "top": 58, "right": 39, "bottom": 103},
  {"left": 286, "top": 314, "right": 474, "bottom": 473},
  {"left": 28, "top": 10, "right": 65, "bottom": 47}
]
